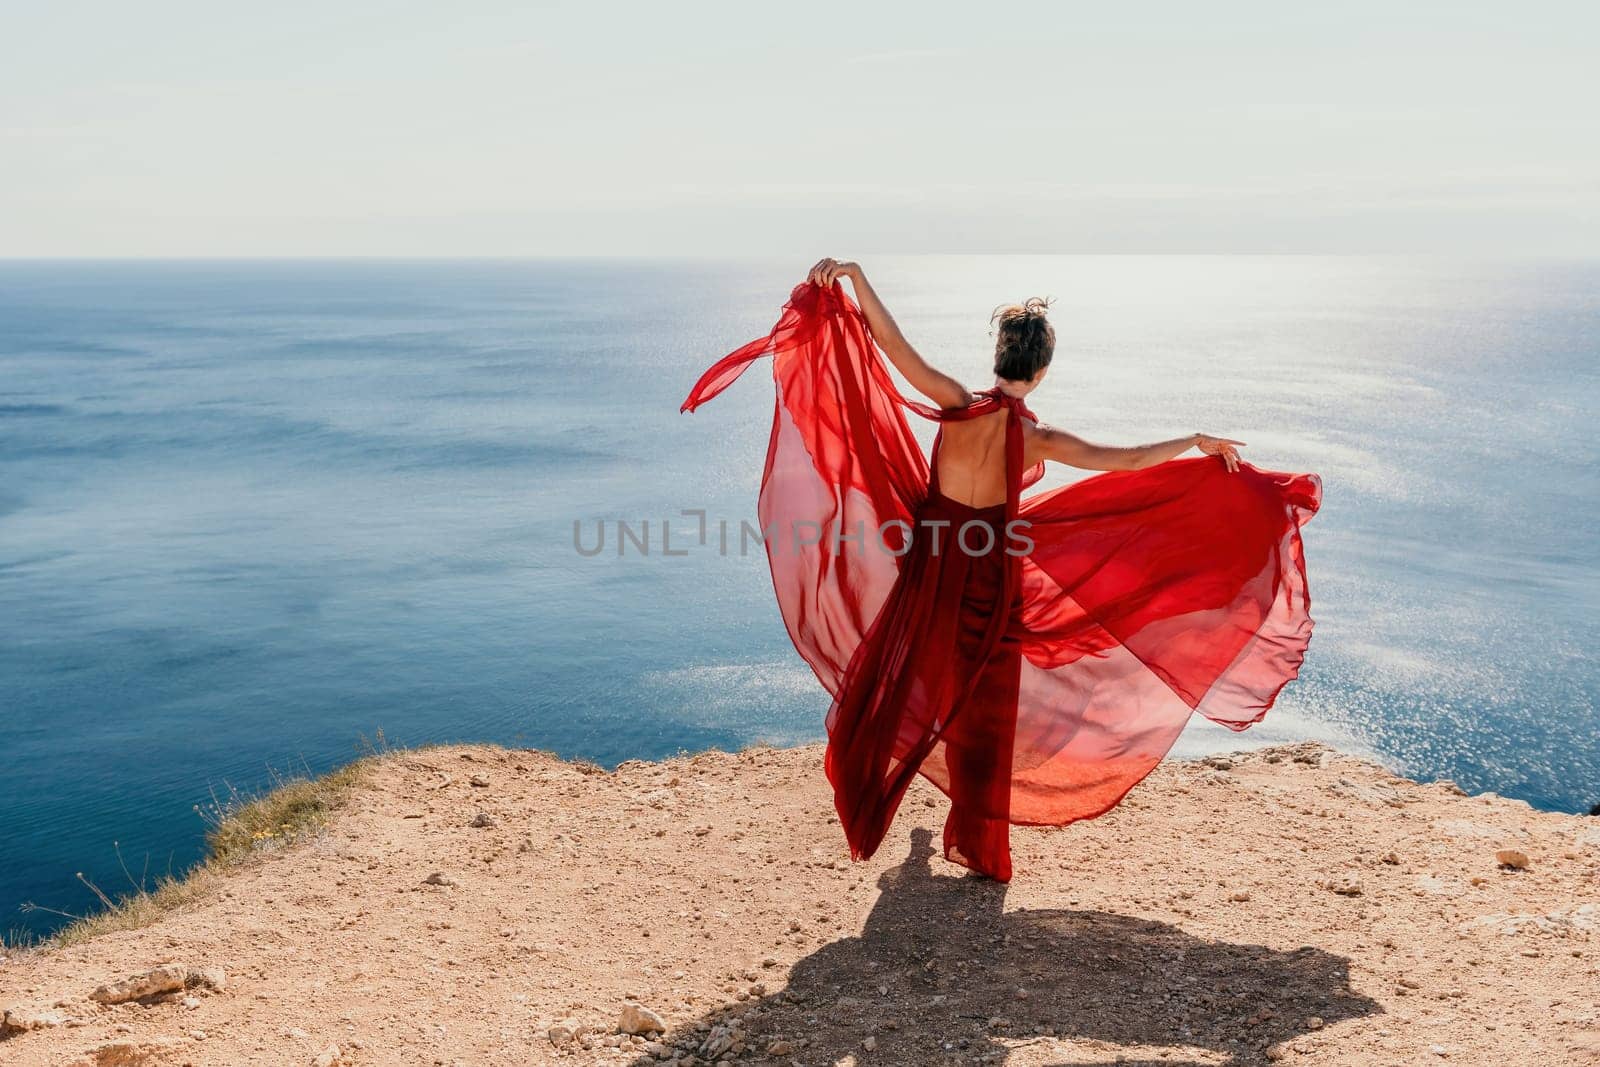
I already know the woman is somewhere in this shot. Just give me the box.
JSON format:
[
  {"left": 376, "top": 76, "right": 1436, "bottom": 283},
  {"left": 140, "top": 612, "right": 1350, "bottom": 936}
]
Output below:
[{"left": 683, "top": 259, "right": 1319, "bottom": 881}]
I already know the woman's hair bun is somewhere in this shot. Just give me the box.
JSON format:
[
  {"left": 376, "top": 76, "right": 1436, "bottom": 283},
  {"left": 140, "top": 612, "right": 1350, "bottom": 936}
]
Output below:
[{"left": 990, "top": 296, "right": 1056, "bottom": 381}]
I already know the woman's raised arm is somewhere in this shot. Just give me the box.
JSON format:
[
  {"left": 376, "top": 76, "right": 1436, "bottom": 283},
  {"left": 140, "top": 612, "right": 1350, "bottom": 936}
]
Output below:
[{"left": 807, "top": 258, "right": 972, "bottom": 410}]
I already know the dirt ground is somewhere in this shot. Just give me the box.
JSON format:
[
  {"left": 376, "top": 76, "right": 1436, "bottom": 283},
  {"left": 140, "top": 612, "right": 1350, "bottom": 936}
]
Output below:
[{"left": 2, "top": 740, "right": 1597, "bottom": 1066}]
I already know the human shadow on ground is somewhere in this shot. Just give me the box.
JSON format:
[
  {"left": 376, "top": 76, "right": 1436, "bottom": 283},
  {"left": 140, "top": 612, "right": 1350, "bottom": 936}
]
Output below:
[{"left": 628, "top": 827, "right": 1381, "bottom": 1066}]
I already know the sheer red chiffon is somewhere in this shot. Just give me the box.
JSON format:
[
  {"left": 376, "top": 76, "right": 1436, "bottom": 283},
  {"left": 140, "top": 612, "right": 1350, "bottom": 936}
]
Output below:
[{"left": 683, "top": 282, "right": 1320, "bottom": 880}]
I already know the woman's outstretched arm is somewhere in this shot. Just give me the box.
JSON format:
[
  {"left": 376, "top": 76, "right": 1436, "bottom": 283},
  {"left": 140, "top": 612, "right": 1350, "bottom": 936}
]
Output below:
[
  {"left": 807, "top": 258, "right": 972, "bottom": 410},
  {"left": 1030, "top": 423, "right": 1245, "bottom": 472}
]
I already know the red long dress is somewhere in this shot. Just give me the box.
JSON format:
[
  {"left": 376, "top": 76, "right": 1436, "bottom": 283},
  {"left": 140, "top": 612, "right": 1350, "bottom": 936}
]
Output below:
[{"left": 682, "top": 281, "right": 1320, "bottom": 880}]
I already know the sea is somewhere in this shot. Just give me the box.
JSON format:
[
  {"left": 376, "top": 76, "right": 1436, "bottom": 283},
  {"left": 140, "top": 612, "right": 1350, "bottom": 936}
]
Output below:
[{"left": 1, "top": 256, "right": 1595, "bottom": 939}]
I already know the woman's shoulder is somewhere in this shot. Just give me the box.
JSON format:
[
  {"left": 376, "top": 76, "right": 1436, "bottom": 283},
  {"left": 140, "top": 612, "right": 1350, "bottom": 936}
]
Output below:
[{"left": 942, "top": 405, "right": 1009, "bottom": 431}]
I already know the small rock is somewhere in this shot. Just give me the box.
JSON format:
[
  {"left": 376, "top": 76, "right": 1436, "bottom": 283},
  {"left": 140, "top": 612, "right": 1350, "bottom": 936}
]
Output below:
[
  {"left": 1290, "top": 743, "right": 1328, "bottom": 766},
  {"left": 84, "top": 1038, "right": 185, "bottom": 1062},
  {"left": 470, "top": 811, "right": 497, "bottom": 828},
  {"left": 863, "top": 1035, "right": 878, "bottom": 1051},
  {"left": 620, "top": 1001, "right": 666, "bottom": 1035},
  {"left": 1228, "top": 890, "right": 1251, "bottom": 902},
  {"left": 186, "top": 967, "right": 227, "bottom": 993},
  {"left": 699, "top": 1022, "right": 736, "bottom": 1057},
  {"left": 422, "top": 871, "right": 456, "bottom": 886},
  {"left": 469, "top": 774, "right": 490, "bottom": 788},
  {"left": 1494, "top": 849, "right": 1530, "bottom": 870},
  {"left": 312, "top": 1043, "right": 344, "bottom": 1067},
  {"left": 548, "top": 1022, "right": 577, "bottom": 1046},
  {"left": 767, "top": 1039, "right": 795, "bottom": 1055},
  {"left": 90, "top": 965, "right": 189, "bottom": 1004},
  {"left": 1306, "top": 1015, "right": 1324, "bottom": 1030},
  {"left": 1328, "top": 876, "right": 1363, "bottom": 896},
  {"left": 2, "top": 1006, "right": 66, "bottom": 1035}
]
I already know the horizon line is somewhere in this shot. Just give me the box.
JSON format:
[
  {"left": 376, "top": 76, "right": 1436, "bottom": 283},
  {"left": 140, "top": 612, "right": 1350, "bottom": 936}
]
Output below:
[{"left": 4, "top": 251, "right": 1597, "bottom": 262}]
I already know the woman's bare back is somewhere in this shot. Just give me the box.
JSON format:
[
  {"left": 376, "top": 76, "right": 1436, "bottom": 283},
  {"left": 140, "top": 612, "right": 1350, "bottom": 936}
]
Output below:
[
  {"left": 936, "top": 407, "right": 1066, "bottom": 507},
  {"left": 933, "top": 409, "right": 1012, "bottom": 508}
]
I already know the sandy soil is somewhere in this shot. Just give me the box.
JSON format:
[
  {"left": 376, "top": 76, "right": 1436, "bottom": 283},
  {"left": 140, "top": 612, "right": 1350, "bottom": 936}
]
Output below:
[{"left": 2, "top": 741, "right": 1598, "bottom": 1066}]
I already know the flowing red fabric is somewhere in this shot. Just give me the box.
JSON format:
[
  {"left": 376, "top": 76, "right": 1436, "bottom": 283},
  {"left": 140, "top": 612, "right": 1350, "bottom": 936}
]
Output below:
[{"left": 683, "top": 281, "right": 1320, "bottom": 880}]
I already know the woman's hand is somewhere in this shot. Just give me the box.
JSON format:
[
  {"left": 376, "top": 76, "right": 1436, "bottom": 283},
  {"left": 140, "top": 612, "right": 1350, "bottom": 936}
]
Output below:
[
  {"left": 807, "top": 258, "right": 860, "bottom": 288},
  {"left": 1194, "top": 434, "right": 1246, "bottom": 472}
]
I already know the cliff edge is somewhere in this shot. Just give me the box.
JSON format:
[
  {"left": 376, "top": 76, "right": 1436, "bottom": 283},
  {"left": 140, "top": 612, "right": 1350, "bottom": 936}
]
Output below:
[{"left": 2, "top": 741, "right": 1597, "bottom": 1066}]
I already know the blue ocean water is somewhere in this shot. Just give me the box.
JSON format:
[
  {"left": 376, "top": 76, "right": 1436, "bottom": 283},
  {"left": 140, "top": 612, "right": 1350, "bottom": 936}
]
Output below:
[{"left": 1, "top": 257, "right": 1596, "bottom": 939}]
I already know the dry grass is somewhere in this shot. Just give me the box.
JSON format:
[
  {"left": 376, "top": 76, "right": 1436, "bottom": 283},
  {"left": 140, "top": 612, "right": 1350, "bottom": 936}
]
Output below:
[
  {"left": 14, "top": 732, "right": 404, "bottom": 951},
  {"left": 5, "top": 736, "right": 605, "bottom": 955},
  {"left": 199, "top": 759, "right": 374, "bottom": 866}
]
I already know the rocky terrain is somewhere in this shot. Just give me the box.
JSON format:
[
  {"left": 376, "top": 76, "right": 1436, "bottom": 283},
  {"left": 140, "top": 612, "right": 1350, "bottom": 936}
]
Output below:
[{"left": 2, "top": 740, "right": 1597, "bottom": 1066}]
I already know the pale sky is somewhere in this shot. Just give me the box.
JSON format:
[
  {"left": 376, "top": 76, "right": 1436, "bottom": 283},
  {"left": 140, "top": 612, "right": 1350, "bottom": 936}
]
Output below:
[{"left": 4, "top": 0, "right": 1597, "bottom": 256}]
